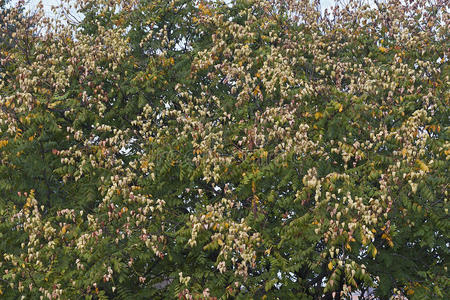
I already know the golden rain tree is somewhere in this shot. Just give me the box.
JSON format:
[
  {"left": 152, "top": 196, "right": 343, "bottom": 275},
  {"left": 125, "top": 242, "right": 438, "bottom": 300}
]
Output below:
[{"left": 0, "top": 0, "right": 448, "bottom": 299}]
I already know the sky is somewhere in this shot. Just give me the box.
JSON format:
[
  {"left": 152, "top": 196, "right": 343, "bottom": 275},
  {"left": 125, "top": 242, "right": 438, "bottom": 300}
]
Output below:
[
  {"left": 23, "top": 0, "right": 337, "bottom": 16},
  {"left": 26, "top": 0, "right": 61, "bottom": 12}
]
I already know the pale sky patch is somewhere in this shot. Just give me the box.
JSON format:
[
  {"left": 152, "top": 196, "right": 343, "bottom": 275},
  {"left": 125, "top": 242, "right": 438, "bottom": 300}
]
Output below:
[{"left": 22, "top": 0, "right": 337, "bottom": 16}]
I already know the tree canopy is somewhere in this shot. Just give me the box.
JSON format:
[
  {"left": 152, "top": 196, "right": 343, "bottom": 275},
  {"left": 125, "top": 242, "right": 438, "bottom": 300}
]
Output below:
[{"left": 0, "top": 0, "right": 448, "bottom": 299}]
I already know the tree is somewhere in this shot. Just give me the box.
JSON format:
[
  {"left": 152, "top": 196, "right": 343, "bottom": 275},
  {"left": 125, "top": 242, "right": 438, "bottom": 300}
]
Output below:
[
  {"left": 0, "top": 0, "right": 448, "bottom": 299},
  {"left": 0, "top": 0, "right": 21, "bottom": 77}
]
